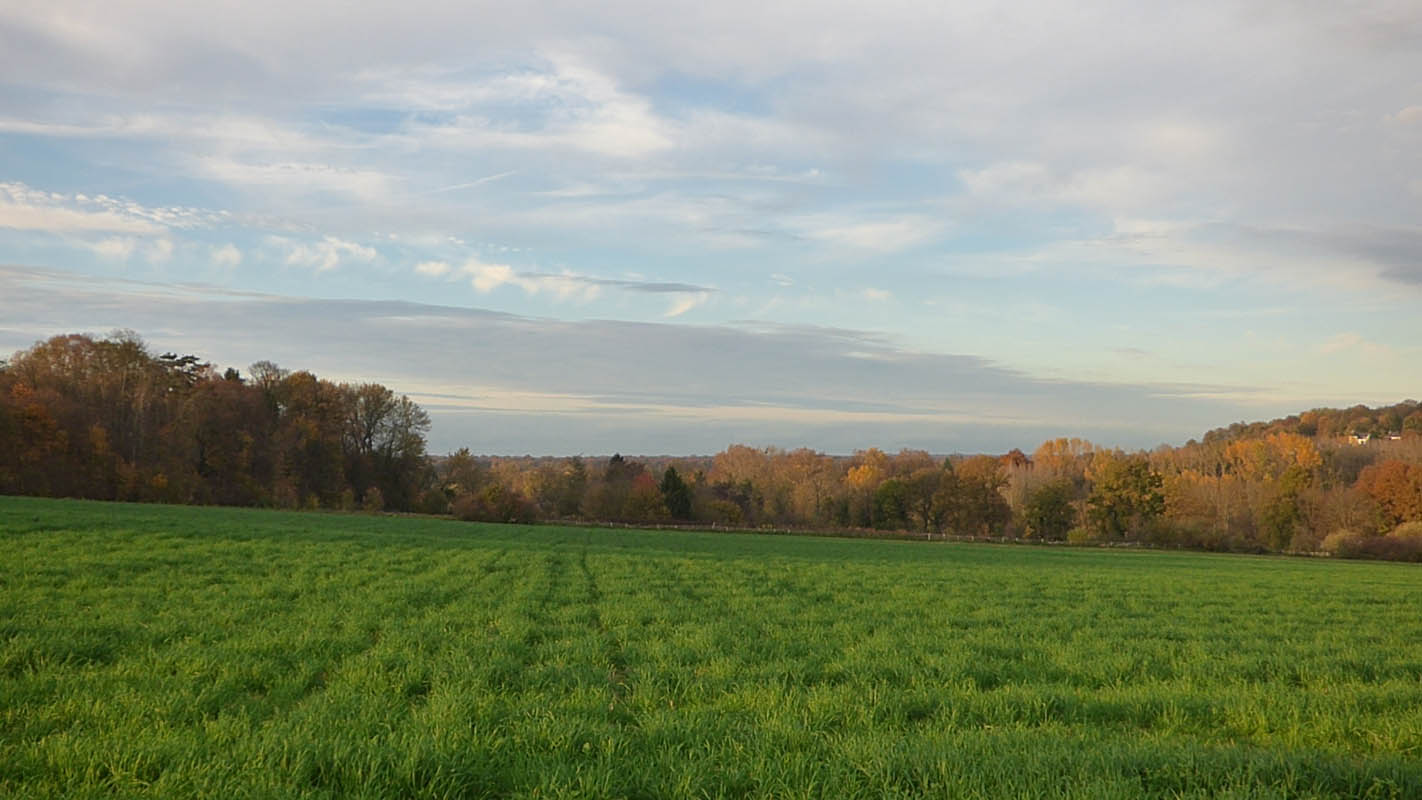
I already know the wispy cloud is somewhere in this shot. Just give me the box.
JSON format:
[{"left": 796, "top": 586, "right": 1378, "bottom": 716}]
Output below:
[
  {"left": 798, "top": 215, "right": 945, "bottom": 253},
  {"left": 146, "top": 238, "right": 174, "bottom": 263},
  {"left": 1319, "top": 332, "right": 1390, "bottom": 357},
  {"left": 0, "top": 265, "right": 1277, "bottom": 454},
  {"left": 89, "top": 237, "right": 137, "bottom": 260},
  {"left": 1387, "top": 106, "right": 1422, "bottom": 125},
  {"left": 414, "top": 260, "right": 452, "bottom": 277},
  {"left": 0, "top": 203, "right": 160, "bottom": 235},
  {"left": 664, "top": 292, "right": 709, "bottom": 318},
  {"left": 422, "top": 171, "right": 518, "bottom": 195},
  {"left": 212, "top": 243, "right": 243, "bottom": 269},
  {"left": 434, "top": 257, "right": 717, "bottom": 307},
  {"left": 0, "top": 181, "right": 211, "bottom": 235},
  {"left": 195, "top": 157, "right": 397, "bottom": 200},
  {"left": 279, "top": 236, "right": 378, "bottom": 272},
  {"left": 394, "top": 54, "right": 677, "bottom": 159}
]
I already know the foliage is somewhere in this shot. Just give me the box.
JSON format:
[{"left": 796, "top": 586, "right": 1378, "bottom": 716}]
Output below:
[
  {"left": 658, "top": 467, "right": 693, "bottom": 520},
  {"left": 451, "top": 483, "right": 534, "bottom": 524},
  {"left": 0, "top": 332, "right": 431, "bottom": 510},
  {"left": 1258, "top": 465, "right": 1311, "bottom": 551},
  {"left": 1355, "top": 460, "right": 1422, "bottom": 527},
  {"left": 1203, "top": 399, "right": 1420, "bottom": 442},
  {"left": 871, "top": 478, "right": 909, "bottom": 530},
  {"left": 1086, "top": 454, "right": 1165, "bottom": 540},
  {"left": 361, "top": 486, "right": 385, "bottom": 513},
  {"left": 1023, "top": 479, "right": 1076, "bottom": 540}
]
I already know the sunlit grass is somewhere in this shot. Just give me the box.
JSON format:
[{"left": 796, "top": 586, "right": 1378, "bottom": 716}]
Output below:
[{"left": 2, "top": 496, "right": 1420, "bottom": 798}]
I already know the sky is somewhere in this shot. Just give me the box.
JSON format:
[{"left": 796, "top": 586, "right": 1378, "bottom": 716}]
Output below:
[{"left": 1, "top": 1, "right": 1419, "bottom": 455}]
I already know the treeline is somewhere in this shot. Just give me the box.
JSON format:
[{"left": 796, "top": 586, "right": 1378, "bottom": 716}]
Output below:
[
  {"left": 440, "top": 420, "right": 1422, "bottom": 561},
  {"left": 0, "top": 333, "right": 431, "bottom": 510},
  {"left": 1203, "top": 402, "right": 1422, "bottom": 442},
  {"left": 4, "top": 332, "right": 1421, "bottom": 561}
]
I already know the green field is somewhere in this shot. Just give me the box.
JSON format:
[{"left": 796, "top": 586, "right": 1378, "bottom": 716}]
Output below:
[{"left": 2, "top": 497, "right": 1420, "bottom": 798}]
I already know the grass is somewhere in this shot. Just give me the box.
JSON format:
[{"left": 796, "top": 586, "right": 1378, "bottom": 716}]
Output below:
[{"left": 2, "top": 495, "right": 1420, "bottom": 798}]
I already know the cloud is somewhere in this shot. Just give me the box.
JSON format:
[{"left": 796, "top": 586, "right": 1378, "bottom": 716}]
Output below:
[
  {"left": 1319, "top": 332, "right": 1390, "bottom": 357},
  {"left": 946, "top": 218, "right": 1422, "bottom": 293},
  {"left": 0, "top": 264, "right": 1287, "bottom": 455},
  {"left": 958, "top": 161, "right": 1053, "bottom": 200},
  {"left": 414, "top": 260, "right": 451, "bottom": 277},
  {"left": 281, "top": 236, "right": 378, "bottom": 272},
  {"left": 0, "top": 182, "right": 164, "bottom": 234},
  {"left": 195, "top": 157, "right": 396, "bottom": 200},
  {"left": 146, "top": 238, "right": 174, "bottom": 263},
  {"left": 0, "top": 203, "right": 160, "bottom": 235},
  {"left": 799, "top": 215, "right": 944, "bottom": 252},
  {"left": 1389, "top": 106, "right": 1422, "bottom": 124},
  {"left": 394, "top": 54, "right": 677, "bottom": 159},
  {"left": 0, "top": 112, "right": 348, "bottom": 154},
  {"left": 457, "top": 258, "right": 716, "bottom": 305},
  {"left": 861, "top": 288, "right": 891, "bottom": 302},
  {"left": 0, "top": 181, "right": 223, "bottom": 237},
  {"left": 423, "top": 171, "right": 518, "bottom": 195},
  {"left": 664, "top": 292, "right": 708, "bottom": 318},
  {"left": 212, "top": 243, "right": 243, "bottom": 268},
  {"left": 90, "top": 237, "right": 137, "bottom": 260},
  {"left": 1, "top": 0, "right": 1419, "bottom": 407}
]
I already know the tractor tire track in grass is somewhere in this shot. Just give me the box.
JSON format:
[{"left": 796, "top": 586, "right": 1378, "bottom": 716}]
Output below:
[
  {"left": 581, "top": 532, "right": 632, "bottom": 719},
  {"left": 475, "top": 538, "right": 570, "bottom": 693},
  {"left": 251, "top": 546, "right": 515, "bottom": 730},
  {"left": 241, "top": 545, "right": 528, "bottom": 795}
]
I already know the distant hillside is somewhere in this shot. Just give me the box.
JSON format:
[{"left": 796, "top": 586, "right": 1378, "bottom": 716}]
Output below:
[{"left": 1200, "top": 400, "right": 1422, "bottom": 444}]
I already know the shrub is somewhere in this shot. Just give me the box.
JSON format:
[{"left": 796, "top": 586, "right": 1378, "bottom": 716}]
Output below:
[
  {"left": 362, "top": 486, "right": 385, "bottom": 513},
  {"left": 1287, "top": 527, "right": 1324, "bottom": 555},
  {"left": 699, "top": 498, "right": 743, "bottom": 526},
  {"left": 453, "top": 484, "right": 534, "bottom": 524},
  {"left": 1390, "top": 520, "right": 1422, "bottom": 542},
  {"left": 1322, "top": 526, "right": 1422, "bottom": 562},
  {"left": 1354, "top": 533, "right": 1422, "bottom": 562},
  {"left": 272, "top": 479, "right": 300, "bottom": 510},
  {"left": 416, "top": 488, "right": 450, "bottom": 515},
  {"left": 450, "top": 493, "right": 477, "bottom": 521},
  {"left": 1321, "top": 529, "right": 1362, "bottom": 556},
  {"left": 1066, "top": 527, "right": 1096, "bottom": 545},
  {"left": 1370, "top": 522, "right": 1422, "bottom": 562}
]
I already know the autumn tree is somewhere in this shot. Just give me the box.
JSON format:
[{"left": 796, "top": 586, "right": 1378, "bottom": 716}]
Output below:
[
  {"left": 272, "top": 371, "right": 346, "bottom": 506},
  {"left": 440, "top": 448, "right": 485, "bottom": 497},
  {"left": 1259, "top": 465, "right": 1312, "bottom": 551},
  {"left": 1023, "top": 479, "right": 1075, "bottom": 540},
  {"left": 872, "top": 478, "right": 910, "bottom": 530},
  {"left": 0, "top": 332, "right": 434, "bottom": 512},
  {"left": 1032, "top": 438, "right": 1097, "bottom": 486},
  {"left": 843, "top": 448, "right": 888, "bottom": 527},
  {"left": 1356, "top": 460, "right": 1422, "bottom": 528},
  {"left": 584, "top": 454, "right": 648, "bottom": 521},
  {"left": 942, "top": 456, "right": 1012, "bottom": 537},
  {"left": 1087, "top": 453, "right": 1165, "bottom": 540},
  {"left": 903, "top": 466, "right": 951, "bottom": 534},
  {"left": 554, "top": 457, "right": 588, "bottom": 518}
]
